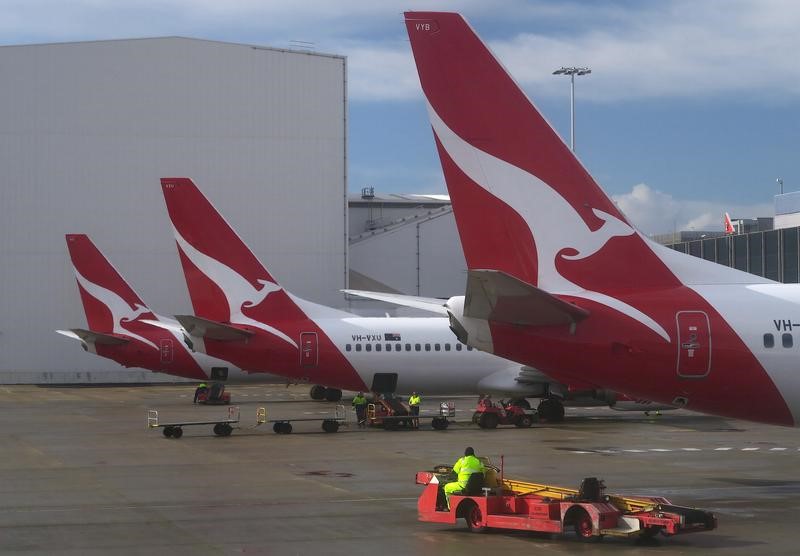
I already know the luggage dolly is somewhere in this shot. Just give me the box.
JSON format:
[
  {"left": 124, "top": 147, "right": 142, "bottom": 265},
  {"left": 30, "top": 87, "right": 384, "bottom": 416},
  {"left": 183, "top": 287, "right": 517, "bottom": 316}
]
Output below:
[
  {"left": 148, "top": 406, "right": 266, "bottom": 438},
  {"left": 268, "top": 404, "right": 347, "bottom": 434}
]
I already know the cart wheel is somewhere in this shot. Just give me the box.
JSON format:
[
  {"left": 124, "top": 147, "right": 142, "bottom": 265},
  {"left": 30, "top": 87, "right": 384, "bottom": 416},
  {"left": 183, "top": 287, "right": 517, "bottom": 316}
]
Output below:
[
  {"left": 431, "top": 417, "right": 448, "bottom": 430},
  {"left": 515, "top": 415, "right": 533, "bottom": 428},
  {"left": 172, "top": 427, "right": 183, "bottom": 439},
  {"left": 273, "top": 422, "right": 282, "bottom": 434},
  {"left": 322, "top": 420, "right": 339, "bottom": 433},
  {"left": 222, "top": 424, "right": 233, "bottom": 436},
  {"left": 213, "top": 423, "right": 224, "bottom": 436},
  {"left": 478, "top": 413, "right": 499, "bottom": 429},
  {"left": 572, "top": 509, "right": 600, "bottom": 542},
  {"left": 461, "top": 501, "right": 486, "bottom": 533},
  {"left": 278, "top": 422, "right": 292, "bottom": 434},
  {"left": 163, "top": 426, "right": 174, "bottom": 438}
]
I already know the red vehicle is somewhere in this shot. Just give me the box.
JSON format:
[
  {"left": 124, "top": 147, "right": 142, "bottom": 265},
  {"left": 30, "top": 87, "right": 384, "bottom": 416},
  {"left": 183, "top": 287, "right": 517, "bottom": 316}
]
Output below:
[
  {"left": 472, "top": 397, "right": 534, "bottom": 428},
  {"left": 415, "top": 465, "right": 717, "bottom": 542},
  {"left": 196, "top": 383, "right": 231, "bottom": 405}
]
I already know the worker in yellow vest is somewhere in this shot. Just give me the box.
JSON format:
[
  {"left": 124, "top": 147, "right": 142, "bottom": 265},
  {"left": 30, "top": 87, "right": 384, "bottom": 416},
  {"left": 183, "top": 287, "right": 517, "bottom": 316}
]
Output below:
[
  {"left": 409, "top": 391, "right": 421, "bottom": 429},
  {"left": 352, "top": 392, "right": 368, "bottom": 427},
  {"left": 443, "top": 447, "right": 486, "bottom": 509}
]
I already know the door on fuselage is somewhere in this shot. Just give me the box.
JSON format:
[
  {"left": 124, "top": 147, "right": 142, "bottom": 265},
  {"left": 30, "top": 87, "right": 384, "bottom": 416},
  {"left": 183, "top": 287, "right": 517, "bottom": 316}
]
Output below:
[
  {"left": 160, "top": 339, "right": 173, "bottom": 364},
  {"left": 676, "top": 311, "right": 711, "bottom": 378},
  {"left": 300, "top": 332, "right": 318, "bottom": 367}
]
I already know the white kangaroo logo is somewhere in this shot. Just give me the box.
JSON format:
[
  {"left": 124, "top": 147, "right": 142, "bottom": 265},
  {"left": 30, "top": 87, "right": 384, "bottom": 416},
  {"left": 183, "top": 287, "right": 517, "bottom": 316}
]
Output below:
[
  {"left": 73, "top": 268, "right": 159, "bottom": 350},
  {"left": 427, "top": 100, "right": 669, "bottom": 341},
  {"left": 172, "top": 228, "right": 298, "bottom": 349}
]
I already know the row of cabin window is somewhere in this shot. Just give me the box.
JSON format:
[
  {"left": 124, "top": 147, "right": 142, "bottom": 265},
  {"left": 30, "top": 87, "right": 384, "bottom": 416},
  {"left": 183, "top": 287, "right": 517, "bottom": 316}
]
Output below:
[
  {"left": 345, "top": 342, "right": 474, "bottom": 353},
  {"left": 764, "top": 333, "right": 793, "bottom": 348}
]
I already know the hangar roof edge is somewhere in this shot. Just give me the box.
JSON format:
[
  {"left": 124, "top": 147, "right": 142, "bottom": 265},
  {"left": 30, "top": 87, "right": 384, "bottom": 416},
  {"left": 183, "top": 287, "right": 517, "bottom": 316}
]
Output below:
[{"left": 0, "top": 36, "right": 345, "bottom": 61}]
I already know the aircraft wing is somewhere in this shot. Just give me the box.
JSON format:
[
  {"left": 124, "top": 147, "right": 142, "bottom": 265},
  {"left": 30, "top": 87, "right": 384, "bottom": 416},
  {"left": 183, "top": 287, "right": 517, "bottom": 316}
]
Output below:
[
  {"left": 56, "top": 328, "right": 129, "bottom": 345},
  {"left": 342, "top": 290, "right": 449, "bottom": 316},
  {"left": 174, "top": 315, "right": 255, "bottom": 341},
  {"left": 465, "top": 270, "right": 589, "bottom": 327}
]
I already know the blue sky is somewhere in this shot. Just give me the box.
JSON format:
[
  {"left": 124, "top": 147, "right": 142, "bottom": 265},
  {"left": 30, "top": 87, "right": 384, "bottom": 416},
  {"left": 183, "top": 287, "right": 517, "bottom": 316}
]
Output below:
[{"left": 3, "top": 0, "right": 798, "bottom": 234}]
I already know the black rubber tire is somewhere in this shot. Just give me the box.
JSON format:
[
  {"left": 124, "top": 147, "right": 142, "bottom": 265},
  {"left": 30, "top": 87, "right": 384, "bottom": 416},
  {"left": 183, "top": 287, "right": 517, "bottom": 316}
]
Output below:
[
  {"left": 163, "top": 426, "right": 173, "bottom": 438},
  {"left": 213, "top": 423, "right": 225, "bottom": 436},
  {"left": 640, "top": 526, "right": 662, "bottom": 539},
  {"left": 462, "top": 501, "right": 487, "bottom": 533},
  {"left": 324, "top": 388, "right": 342, "bottom": 402},
  {"left": 281, "top": 422, "right": 293, "bottom": 434},
  {"left": 310, "top": 385, "right": 326, "bottom": 400},
  {"left": 172, "top": 427, "right": 183, "bottom": 439},
  {"left": 478, "top": 412, "right": 499, "bottom": 429},
  {"left": 221, "top": 424, "right": 233, "bottom": 436},
  {"left": 322, "top": 420, "right": 339, "bottom": 433},
  {"left": 273, "top": 422, "right": 282, "bottom": 434},
  {"left": 572, "top": 508, "right": 599, "bottom": 542},
  {"left": 538, "top": 399, "right": 566, "bottom": 422},
  {"left": 515, "top": 415, "right": 533, "bottom": 428}
]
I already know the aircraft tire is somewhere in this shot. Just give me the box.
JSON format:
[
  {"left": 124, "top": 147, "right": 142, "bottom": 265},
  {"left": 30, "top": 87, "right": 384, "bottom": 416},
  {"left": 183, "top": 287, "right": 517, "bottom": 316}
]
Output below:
[
  {"left": 310, "top": 385, "right": 326, "bottom": 400},
  {"left": 325, "top": 388, "right": 343, "bottom": 402}
]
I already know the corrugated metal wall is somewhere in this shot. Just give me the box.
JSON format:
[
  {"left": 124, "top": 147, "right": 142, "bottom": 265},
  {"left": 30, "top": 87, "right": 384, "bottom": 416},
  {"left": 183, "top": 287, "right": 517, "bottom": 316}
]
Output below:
[{"left": 0, "top": 38, "right": 346, "bottom": 374}]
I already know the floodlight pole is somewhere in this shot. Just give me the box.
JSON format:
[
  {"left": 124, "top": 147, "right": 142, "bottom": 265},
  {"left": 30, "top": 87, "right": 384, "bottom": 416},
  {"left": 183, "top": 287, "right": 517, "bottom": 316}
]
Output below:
[{"left": 553, "top": 67, "right": 591, "bottom": 151}]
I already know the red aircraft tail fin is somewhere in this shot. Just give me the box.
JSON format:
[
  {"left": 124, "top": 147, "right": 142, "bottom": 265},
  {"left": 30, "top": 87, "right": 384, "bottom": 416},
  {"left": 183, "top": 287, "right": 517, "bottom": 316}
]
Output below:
[
  {"left": 404, "top": 12, "right": 684, "bottom": 294},
  {"left": 65, "top": 234, "right": 156, "bottom": 333}
]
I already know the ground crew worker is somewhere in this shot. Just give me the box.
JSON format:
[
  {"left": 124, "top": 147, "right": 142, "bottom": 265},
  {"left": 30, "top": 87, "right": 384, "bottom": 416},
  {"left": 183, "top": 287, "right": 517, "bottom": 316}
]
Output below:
[
  {"left": 352, "top": 391, "right": 368, "bottom": 427},
  {"left": 409, "top": 391, "right": 421, "bottom": 429},
  {"left": 443, "top": 447, "right": 486, "bottom": 509},
  {"left": 193, "top": 382, "right": 208, "bottom": 404}
]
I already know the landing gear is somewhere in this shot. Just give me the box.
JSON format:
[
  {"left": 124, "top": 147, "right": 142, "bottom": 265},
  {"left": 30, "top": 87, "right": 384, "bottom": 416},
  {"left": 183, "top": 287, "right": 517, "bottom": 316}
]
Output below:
[
  {"left": 537, "top": 398, "right": 565, "bottom": 422},
  {"left": 309, "top": 385, "right": 343, "bottom": 402},
  {"left": 309, "top": 385, "right": 326, "bottom": 400},
  {"left": 325, "top": 388, "right": 342, "bottom": 402}
]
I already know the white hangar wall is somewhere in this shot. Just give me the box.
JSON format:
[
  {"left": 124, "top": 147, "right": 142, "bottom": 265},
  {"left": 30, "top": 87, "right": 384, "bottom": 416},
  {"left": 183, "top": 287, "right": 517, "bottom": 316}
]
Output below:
[
  {"left": 0, "top": 37, "right": 346, "bottom": 378},
  {"left": 348, "top": 195, "right": 467, "bottom": 315}
]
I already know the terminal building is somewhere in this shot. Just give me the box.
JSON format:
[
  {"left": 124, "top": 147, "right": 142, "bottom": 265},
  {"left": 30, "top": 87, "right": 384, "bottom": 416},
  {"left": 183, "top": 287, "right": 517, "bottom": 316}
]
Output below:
[{"left": 664, "top": 193, "right": 800, "bottom": 283}]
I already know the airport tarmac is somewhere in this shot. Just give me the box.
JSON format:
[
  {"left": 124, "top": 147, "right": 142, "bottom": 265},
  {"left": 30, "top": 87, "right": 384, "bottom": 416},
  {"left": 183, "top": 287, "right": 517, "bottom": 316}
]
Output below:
[{"left": 2, "top": 384, "right": 799, "bottom": 555}]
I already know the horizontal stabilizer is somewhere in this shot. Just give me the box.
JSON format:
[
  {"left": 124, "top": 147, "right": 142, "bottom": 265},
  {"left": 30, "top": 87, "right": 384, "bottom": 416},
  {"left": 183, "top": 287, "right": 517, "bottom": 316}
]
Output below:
[
  {"left": 465, "top": 270, "right": 589, "bottom": 327},
  {"left": 342, "top": 290, "right": 449, "bottom": 316},
  {"left": 174, "top": 315, "right": 254, "bottom": 341},
  {"left": 56, "top": 328, "right": 129, "bottom": 345},
  {"left": 140, "top": 318, "right": 182, "bottom": 333}
]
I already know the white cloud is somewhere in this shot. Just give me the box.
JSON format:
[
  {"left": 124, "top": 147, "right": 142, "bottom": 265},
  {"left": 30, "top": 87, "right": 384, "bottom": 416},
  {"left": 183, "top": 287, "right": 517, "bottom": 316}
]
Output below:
[
  {"left": 613, "top": 183, "right": 773, "bottom": 236},
  {"left": 1, "top": 1, "right": 798, "bottom": 102}
]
